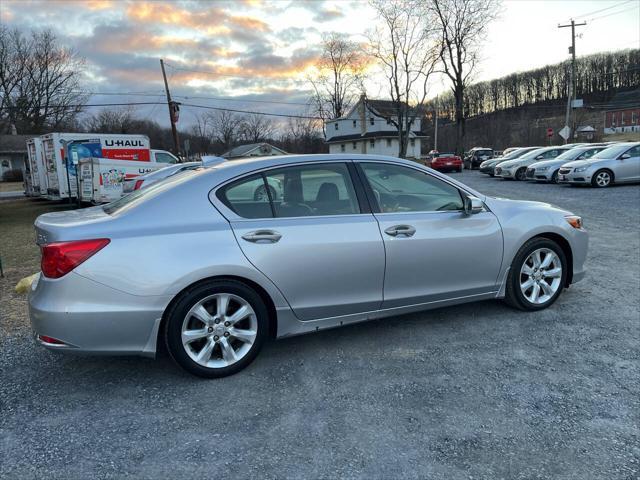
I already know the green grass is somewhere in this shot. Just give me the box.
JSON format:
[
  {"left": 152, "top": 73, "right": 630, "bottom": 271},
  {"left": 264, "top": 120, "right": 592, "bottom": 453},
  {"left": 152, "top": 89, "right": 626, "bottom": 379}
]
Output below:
[{"left": 0, "top": 198, "right": 75, "bottom": 334}]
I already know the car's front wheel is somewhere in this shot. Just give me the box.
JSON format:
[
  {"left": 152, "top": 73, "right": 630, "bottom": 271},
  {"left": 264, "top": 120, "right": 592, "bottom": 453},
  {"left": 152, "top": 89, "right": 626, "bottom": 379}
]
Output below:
[
  {"left": 515, "top": 167, "right": 527, "bottom": 181},
  {"left": 591, "top": 169, "right": 613, "bottom": 188},
  {"left": 505, "top": 238, "right": 567, "bottom": 311},
  {"left": 165, "top": 280, "right": 268, "bottom": 378}
]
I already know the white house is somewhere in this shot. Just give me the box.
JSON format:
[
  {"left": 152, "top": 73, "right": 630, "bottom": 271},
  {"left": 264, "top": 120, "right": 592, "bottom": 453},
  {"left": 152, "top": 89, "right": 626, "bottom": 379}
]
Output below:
[{"left": 324, "top": 97, "right": 425, "bottom": 159}]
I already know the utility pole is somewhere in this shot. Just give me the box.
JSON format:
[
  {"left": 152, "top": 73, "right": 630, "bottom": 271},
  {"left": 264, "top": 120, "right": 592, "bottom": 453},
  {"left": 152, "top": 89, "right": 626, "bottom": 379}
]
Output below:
[
  {"left": 558, "top": 19, "right": 586, "bottom": 143},
  {"left": 160, "top": 59, "right": 180, "bottom": 157},
  {"left": 434, "top": 96, "right": 439, "bottom": 152}
]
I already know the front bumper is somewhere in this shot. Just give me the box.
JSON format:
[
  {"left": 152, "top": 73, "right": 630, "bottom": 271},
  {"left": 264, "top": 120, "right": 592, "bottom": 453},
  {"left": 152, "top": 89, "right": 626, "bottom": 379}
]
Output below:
[
  {"left": 479, "top": 165, "right": 496, "bottom": 175},
  {"left": 495, "top": 167, "right": 514, "bottom": 178},
  {"left": 526, "top": 168, "right": 553, "bottom": 182},
  {"left": 558, "top": 169, "right": 591, "bottom": 184},
  {"left": 29, "top": 271, "right": 172, "bottom": 356}
]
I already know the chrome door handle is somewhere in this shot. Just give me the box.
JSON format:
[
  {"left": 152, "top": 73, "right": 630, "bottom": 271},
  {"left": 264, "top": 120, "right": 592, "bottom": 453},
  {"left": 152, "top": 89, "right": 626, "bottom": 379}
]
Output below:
[
  {"left": 384, "top": 225, "right": 416, "bottom": 237},
  {"left": 241, "top": 230, "right": 282, "bottom": 243}
]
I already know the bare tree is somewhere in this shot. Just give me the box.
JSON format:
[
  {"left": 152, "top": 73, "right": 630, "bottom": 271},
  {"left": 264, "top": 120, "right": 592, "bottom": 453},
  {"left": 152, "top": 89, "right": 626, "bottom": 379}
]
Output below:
[
  {"left": 430, "top": 0, "right": 501, "bottom": 155},
  {"left": 84, "top": 107, "right": 136, "bottom": 133},
  {"left": 367, "top": 0, "right": 440, "bottom": 158},
  {"left": 240, "top": 113, "right": 276, "bottom": 143},
  {"left": 308, "top": 33, "right": 367, "bottom": 133},
  {"left": 0, "top": 27, "right": 87, "bottom": 134},
  {"left": 208, "top": 110, "right": 243, "bottom": 151}
]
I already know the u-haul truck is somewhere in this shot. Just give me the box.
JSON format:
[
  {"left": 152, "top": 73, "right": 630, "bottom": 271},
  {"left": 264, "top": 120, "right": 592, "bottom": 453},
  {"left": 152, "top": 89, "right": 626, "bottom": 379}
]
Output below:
[
  {"left": 79, "top": 157, "right": 165, "bottom": 204},
  {"left": 41, "top": 133, "right": 154, "bottom": 200}
]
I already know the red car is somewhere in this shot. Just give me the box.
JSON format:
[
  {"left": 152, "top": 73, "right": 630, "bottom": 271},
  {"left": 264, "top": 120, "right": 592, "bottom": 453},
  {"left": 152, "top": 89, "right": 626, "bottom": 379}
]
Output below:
[{"left": 429, "top": 153, "right": 463, "bottom": 173}]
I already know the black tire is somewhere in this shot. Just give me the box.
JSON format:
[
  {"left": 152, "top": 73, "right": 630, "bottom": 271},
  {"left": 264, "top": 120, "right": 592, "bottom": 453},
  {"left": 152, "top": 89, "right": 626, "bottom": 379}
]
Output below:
[
  {"left": 253, "top": 184, "right": 277, "bottom": 201},
  {"left": 504, "top": 237, "right": 568, "bottom": 311},
  {"left": 591, "top": 169, "right": 613, "bottom": 188},
  {"left": 457, "top": 167, "right": 463, "bottom": 173},
  {"left": 551, "top": 170, "right": 559, "bottom": 184},
  {"left": 164, "top": 280, "right": 268, "bottom": 378},
  {"left": 515, "top": 167, "right": 527, "bottom": 181}
]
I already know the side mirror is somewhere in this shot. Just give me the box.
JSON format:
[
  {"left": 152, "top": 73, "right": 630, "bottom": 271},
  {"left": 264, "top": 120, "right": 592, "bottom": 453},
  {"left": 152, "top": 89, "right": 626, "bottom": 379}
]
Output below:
[
  {"left": 463, "top": 195, "right": 484, "bottom": 215},
  {"left": 619, "top": 153, "right": 631, "bottom": 160}
]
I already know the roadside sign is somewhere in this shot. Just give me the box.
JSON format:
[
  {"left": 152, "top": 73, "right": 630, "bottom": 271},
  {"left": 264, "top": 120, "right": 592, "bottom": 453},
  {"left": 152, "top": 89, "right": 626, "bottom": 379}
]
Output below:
[
  {"left": 558, "top": 126, "right": 571, "bottom": 140},
  {"left": 546, "top": 128, "right": 554, "bottom": 138}
]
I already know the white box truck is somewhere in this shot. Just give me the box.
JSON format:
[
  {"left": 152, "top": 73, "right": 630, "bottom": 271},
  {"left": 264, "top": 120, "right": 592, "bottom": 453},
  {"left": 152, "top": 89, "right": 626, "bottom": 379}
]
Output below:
[
  {"left": 79, "top": 157, "right": 164, "bottom": 204},
  {"left": 39, "top": 133, "right": 177, "bottom": 200},
  {"left": 25, "top": 138, "right": 45, "bottom": 196}
]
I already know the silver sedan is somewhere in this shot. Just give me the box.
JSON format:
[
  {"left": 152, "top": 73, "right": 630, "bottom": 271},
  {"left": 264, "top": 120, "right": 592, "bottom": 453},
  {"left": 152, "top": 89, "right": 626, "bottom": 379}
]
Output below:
[
  {"left": 558, "top": 142, "right": 640, "bottom": 187},
  {"left": 29, "top": 154, "right": 588, "bottom": 377}
]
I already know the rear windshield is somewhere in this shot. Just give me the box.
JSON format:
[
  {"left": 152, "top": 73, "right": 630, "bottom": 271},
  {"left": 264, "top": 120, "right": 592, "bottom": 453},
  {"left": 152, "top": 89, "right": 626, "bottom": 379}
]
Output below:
[{"left": 103, "top": 169, "right": 201, "bottom": 215}]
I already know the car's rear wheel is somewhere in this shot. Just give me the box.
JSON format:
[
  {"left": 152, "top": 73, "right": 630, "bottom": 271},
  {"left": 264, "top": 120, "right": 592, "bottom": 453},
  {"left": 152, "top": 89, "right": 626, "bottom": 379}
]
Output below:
[
  {"left": 505, "top": 238, "right": 567, "bottom": 311},
  {"left": 551, "top": 170, "right": 559, "bottom": 184},
  {"left": 165, "top": 280, "right": 268, "bottom": 378},
  {"left": 591, "top": 169, "right": 613, "bottom": 188},
  {"left": 515, "top": 167, "right": 527, "bottom": 181},
  {"left": 254, "top": 184, "right": 277, "bottom": 201}
]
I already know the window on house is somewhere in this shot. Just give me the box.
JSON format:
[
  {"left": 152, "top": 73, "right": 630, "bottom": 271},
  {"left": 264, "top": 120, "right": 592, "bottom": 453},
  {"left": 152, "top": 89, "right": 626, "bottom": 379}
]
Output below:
[
  {"left": 386, "top": 139, "right": 392, "bottom": 147},
  {"left": 370, "top": 117, "right": 374, "bottom": 126},
  {"left": 386, "top": 118, "right": 391, "bottom": 125},
  {"left": 352, "top": 120, "right": 357, "bottom": 128},
  {"left": 370, "top": 139, "right": 375, "bottom": 148},
  {"left": 335, "top": 123, "right": 339, "bottom": 130},
  {"left": 340, "top": 144, "right": 345, "bottom": 152},
  {"left": 632, "top": 112, "right": 638, "bottom": 125},
  {"left": 410, "top": 139, "right": 415, "bottom": 147},
  {"left": 622, "top": 112, "right": 626, "bottom": 125},
  {"left": 352, "top": 142, "right": 357, "bottom": 150}
]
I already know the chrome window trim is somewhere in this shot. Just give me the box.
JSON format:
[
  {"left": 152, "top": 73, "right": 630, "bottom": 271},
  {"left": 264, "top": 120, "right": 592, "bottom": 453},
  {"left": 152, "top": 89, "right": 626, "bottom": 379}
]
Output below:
[{"left": 210, "top": 160, "right": 367, "bottom": 221}]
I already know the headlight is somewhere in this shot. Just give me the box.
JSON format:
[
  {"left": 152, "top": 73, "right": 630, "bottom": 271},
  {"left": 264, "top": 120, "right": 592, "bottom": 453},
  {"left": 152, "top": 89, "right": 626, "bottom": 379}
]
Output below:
[
  {"left": 574, "top": 167, "right": 588, "bottom": 172},
  {"left": 537, "top": 166, "right": 549, "bottom": 171},
  {"left": 565, "top": 215, "right": 583, "bottom": 229}
]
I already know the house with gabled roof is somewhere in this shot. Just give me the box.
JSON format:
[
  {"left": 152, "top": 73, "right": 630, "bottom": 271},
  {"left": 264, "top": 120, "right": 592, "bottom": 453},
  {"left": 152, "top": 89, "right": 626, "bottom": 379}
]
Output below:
[
  {"left": 222, "top": 142, "right": 287, "bottom": 160},
  {"left": 324, "top": 97, "right": 425, "bottom": 159}
]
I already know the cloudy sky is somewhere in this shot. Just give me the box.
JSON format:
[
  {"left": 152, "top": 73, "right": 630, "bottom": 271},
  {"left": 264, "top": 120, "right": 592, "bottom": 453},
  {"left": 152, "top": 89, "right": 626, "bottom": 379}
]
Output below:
[{"left": 1, "top": 0, "right": 638, "bottom": 130}]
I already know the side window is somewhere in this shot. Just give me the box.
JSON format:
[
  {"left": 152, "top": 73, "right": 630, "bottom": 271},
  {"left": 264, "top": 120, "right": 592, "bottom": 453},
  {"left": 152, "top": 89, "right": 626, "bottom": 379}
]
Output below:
[
  {"left": 624, "top": 145, "right": 640, "bottom": 158},
  {"left": 219, "top": 174, "right": 273, "bottom": 219},
  {"left": 361, "top": 163, "right": 464, "bottom": 213},
  {"left": 264, "top": 163, "right": 359, "bottom": 218},
  {"left": 155, "top": 152, "right": 176, "bottom": 164}
]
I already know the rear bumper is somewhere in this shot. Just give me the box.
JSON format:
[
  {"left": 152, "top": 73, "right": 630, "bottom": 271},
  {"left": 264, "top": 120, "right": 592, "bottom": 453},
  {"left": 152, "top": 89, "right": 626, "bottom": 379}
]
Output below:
[{"left": 28, "top": 272, "right": 172, "bottom": 356}]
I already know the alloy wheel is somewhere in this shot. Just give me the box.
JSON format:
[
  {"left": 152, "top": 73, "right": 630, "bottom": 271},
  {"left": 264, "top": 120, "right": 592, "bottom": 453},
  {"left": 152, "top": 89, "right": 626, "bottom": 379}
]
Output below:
[
  {"left": 181, "top": 293, "right": 258, "bottom": 368},
  {"left": 519, "top": 248, "right": 562, "bottom": 305},
  {"left": 594, "top": 171, "right": 611, "bottom": 187}
]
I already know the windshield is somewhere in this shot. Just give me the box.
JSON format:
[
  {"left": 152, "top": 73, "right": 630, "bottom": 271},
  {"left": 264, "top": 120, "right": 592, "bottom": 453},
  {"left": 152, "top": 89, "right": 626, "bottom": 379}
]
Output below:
[
  {"left": 591, "top": 144, "right": 634, "bottom": 160},
  {"left": 519, "top": 148, "right": 548, "bottom": 160},
  {"left": 103, "top": 168, "right": 201, "bottom": 215}
]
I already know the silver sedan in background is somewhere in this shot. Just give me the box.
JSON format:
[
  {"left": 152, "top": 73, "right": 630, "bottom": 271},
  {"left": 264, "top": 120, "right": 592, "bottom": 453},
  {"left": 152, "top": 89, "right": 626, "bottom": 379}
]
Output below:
[
  {"left": 559, "top": 142, "right": 640, "bottom": 187},
  {"left": 526, "top": 145, "right": 608, "bottom": 183},
  {"left": 495, "top": 145, "right": 574, "bottom": 180},
  {"left": 29, "top": 154, "right": 588, "bottom": 378}
]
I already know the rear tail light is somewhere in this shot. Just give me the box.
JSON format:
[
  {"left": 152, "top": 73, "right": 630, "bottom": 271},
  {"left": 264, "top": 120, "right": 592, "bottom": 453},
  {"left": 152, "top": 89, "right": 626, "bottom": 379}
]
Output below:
[
  {"left": 40, "top": 238, "right": 110, "bottom": 278},
  {"left": 133, "top": 179, "right": 145, "bottom": 190}
]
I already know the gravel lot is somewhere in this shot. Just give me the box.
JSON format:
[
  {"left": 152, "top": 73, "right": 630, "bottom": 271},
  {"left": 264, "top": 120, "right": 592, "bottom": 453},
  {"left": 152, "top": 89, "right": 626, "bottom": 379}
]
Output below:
[{"left": 1, "top": 172, "right": 639, "bottom": 479}]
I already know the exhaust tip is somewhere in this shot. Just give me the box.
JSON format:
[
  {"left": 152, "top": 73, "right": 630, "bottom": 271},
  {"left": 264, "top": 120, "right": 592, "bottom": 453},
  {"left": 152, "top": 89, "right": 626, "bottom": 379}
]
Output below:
[{"left": 37, "top": 334, "right": 70, "bottom": 347}]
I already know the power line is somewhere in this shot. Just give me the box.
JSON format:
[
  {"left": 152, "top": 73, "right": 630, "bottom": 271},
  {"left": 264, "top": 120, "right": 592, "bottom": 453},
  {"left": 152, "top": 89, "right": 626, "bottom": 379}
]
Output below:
[
  {"left": 589, "top": 4, "right": 639, "bottom": 22},
  {"left": 573, "top": 0, "right": 634, "bottom": 20}
]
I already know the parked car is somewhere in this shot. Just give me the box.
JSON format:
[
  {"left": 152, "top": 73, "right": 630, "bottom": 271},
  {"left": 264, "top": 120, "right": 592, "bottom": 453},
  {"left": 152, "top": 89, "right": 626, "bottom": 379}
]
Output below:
[
  {"left": 501, "top": 147, "right": 520, "bottom": 157},
  {"left": 480, "top": 147, "right": 541, "bottom": 176},
  {"left": 496, "top": 146, "right": 574, "bottom": 181},
  {"left": 558, "top": 142, "right": 640, "bottom": 187},
  {"left": 526, "top": 145, "right": 608, "bottom": 183},
  {"left": 122, "top": 162, "right": 202, "bottom": 193},
  {"left": 429, "top": 153, "right": 462, "bottom": 173},
  {"left": 464, "top": 148, "right": 493, "bottom": 169},
  {"left": 30, "top": 154, "right": 588, "bottom": 378}
]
